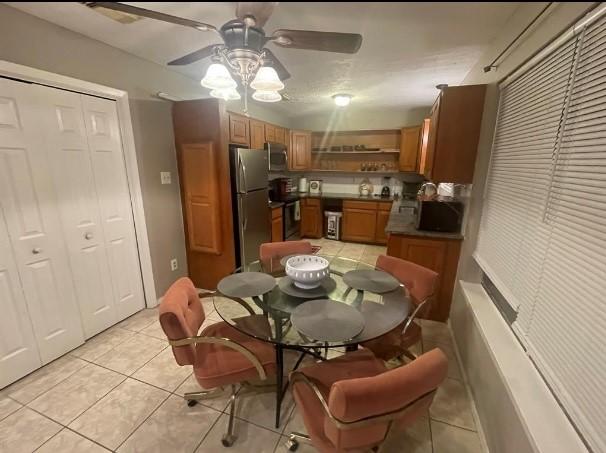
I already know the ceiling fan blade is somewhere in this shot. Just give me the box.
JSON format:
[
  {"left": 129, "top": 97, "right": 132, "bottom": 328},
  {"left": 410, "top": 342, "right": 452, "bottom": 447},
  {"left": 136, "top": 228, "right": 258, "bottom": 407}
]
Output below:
[
  {"left": 168, "top": 45, "right": 219, "bottom": 66},
  {"left": 84, "top": 2, "right": 217, "bottom": 32},
  {"left": 236, "top": 2, "right": 277, "bottom": 27},
  {"left": 262, "top": 48, "right": 291, "bottom": 81},
  {"left": 270, "top": 29, "right": 362, "bottom": 54}
]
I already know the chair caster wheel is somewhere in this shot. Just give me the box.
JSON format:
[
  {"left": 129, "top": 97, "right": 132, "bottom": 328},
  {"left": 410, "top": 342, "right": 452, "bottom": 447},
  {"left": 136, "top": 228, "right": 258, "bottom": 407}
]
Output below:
[
  {"left": 286, "top": 439, "right": 299, "bottom": 451},
  {"left": 187, "top": 400, "right": 197, "bottom": 407},
  {"left": 221, "top": 434, "right": 236, "bottom": 447}
]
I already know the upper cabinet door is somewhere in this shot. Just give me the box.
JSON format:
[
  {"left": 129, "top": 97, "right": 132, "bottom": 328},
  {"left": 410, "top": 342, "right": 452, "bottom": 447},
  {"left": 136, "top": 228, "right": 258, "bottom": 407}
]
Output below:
[
  {"left": 399, "top": 126, "right": 421, "bottom": 172},
  {"left": 0, "top": 78, "right": 84, "bottom": 363},
  {"left": 274, "top": 126, "right": 286, "bottom": 145},
  {"left": 422, "top": 97, "right": 441, "bottom": 180},
  {"left": 289, "top": 130, "right": 311, "bottom": 171},
  {"left": 264, "top": 123, "right": 276, "bottom": 143},
  {"left": 81, "top": 96, "right": 145, "bottom": 321},
  {"left": 37, "top": 85, "right": 118, "bottom": 339},
  {"left": 250, "top": 119, "right": 266, "bottom": 149},
  {"left": 229, "top": 113, "right": 250, "bottom": 146}
]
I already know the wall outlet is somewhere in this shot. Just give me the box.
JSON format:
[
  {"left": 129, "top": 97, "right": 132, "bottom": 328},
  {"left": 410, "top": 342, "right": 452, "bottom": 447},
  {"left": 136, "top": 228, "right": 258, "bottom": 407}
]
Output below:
[
  {"left": 170, "top": 258, "right": 178, "bottom": 271},
  {"left": 161, "top": 172, "right": 172, "bottom": 185}
]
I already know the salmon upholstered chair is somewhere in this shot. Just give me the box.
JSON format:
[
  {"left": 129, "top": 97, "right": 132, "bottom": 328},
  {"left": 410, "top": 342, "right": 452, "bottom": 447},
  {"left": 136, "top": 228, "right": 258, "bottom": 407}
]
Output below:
[
  {"left": 159, "top": 277, "right": 276, "bottom": 447},
  {"left": 362, "top": 255, "right": 438, "bottom": 361},
  {"left": 259, "top": 240, "right": 314, "bottom": 262},
  {"left": 286, "top": 348, "right": 448, "bottom": 452}
]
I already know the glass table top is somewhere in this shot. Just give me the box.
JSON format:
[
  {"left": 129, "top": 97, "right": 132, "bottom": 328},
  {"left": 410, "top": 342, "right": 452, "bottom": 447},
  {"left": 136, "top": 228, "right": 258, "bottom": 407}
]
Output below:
[{"left": 213, "top": 255, "right": 410, "bottom": 348}]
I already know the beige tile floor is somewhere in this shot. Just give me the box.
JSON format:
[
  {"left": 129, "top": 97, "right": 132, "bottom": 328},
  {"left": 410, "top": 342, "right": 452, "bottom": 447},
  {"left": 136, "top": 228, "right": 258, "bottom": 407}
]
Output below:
[{"left": 0, "top": 240, "right": 485, "bottom": 452}]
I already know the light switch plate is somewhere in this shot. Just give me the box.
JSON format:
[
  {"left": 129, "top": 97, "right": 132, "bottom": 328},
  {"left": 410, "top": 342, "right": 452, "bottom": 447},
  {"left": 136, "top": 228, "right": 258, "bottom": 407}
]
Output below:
[
  {"left": 161, "top": 172, "right": 172, "bottom": 185},
  {"left": 170, "top": 258, "right": 178, "bottom": 271}
]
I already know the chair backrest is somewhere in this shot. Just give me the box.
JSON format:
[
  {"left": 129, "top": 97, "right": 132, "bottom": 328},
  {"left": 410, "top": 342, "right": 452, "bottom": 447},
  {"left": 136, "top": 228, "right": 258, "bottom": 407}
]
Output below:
[
  {"left": 158, "top": 277, "right": 205, "bottom": 366},
  {"left": 325, "top": 348, "right": 448, "bottom": 450},
  {"left": 259, "top": 240, "right": 313, "bottom": 261},
  {"left": 376, "top": 255, "right": 438, "bottom": 306}
]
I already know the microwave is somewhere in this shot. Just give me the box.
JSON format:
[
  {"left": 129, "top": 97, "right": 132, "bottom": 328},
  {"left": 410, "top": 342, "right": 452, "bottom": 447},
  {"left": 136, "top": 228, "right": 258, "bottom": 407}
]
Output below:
[
  {"left": 266, "top": 142, "right": 288, "bottom": 172},
  {"left": 416, "top": 199, "right": 464, "bottom": 233}
]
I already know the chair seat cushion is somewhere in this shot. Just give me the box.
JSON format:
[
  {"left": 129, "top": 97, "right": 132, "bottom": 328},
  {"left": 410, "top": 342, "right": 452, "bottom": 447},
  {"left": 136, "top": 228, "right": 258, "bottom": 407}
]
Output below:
[
  {"left": 361, "top": 320, "right": 422, "bottom": 361},
  {"left": 193, "top": 320, "right": 276, "bottom": 389},
  {"left": 291, "top": 350, "right": 387, "bottom": 452}
]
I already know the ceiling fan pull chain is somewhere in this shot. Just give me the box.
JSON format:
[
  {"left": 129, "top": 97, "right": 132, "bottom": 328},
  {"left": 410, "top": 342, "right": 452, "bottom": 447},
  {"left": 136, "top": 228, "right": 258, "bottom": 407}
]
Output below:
[{"left": 244, "top": 83, "right": 249, "bottom": 115}]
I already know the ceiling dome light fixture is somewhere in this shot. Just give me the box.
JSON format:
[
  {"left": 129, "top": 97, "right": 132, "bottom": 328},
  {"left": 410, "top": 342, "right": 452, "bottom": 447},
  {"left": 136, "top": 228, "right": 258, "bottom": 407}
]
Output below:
[
  {"left": 333, "top": 94, "right": 352, "bottom": 107},
  {"left": 250, "top": 67, "right": 284, "bottom": 91},
  {"left": 201, "top": 63, "right": 237, "bottom": 90},
  {"left": 252, "top": 90, "right": 282, "bottom": 103},
  {"left": 210, "top": 87, "right": 241, "bottom": 101}
]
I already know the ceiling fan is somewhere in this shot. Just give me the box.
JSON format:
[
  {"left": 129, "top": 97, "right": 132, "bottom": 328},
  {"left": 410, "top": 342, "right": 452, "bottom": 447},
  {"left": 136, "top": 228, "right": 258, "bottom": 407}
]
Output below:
[{"left": 83, "top": 2, "right": 363, "bottom": 108}]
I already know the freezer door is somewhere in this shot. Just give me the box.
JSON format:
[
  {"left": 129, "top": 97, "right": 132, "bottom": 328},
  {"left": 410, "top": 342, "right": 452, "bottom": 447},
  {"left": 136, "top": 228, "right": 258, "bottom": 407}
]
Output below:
[
  {"left": 235, "top": 148, "right": 269, "bottom": 193},
  {"left": 238, "top": 189, "right": 271, "bottom": 266}
]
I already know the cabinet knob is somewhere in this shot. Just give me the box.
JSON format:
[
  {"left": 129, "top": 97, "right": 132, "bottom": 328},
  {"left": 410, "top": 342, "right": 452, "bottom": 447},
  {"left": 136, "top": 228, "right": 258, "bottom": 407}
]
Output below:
[
  {"left": 32, "top": 247, "right": 42, "bottom": 254},
  {"left": 84, "top": 232, "right": 93, "bottom": 240}
]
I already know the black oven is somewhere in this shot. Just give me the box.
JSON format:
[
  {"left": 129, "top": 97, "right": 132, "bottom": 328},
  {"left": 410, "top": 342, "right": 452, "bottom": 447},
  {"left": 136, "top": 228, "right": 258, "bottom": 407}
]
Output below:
[{"left": 283, "top": 198, "right": 301, "bottom": 239}]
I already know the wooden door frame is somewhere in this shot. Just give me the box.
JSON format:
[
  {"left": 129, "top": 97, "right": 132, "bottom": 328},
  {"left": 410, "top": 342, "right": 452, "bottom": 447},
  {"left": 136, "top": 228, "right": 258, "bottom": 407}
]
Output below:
[{"left": 0, "top": 60, "right": 157, "bottom": 307}]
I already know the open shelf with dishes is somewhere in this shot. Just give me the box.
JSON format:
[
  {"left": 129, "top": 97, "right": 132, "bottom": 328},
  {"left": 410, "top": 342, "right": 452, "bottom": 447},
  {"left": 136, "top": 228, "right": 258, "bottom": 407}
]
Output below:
[{"left": 310, "top": 129, "right": 401, "bottom": 172}]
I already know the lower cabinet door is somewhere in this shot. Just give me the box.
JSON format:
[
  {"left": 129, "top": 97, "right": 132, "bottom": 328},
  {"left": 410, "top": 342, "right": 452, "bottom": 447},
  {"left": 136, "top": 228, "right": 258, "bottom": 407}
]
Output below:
[
  {"left": 301, "top": 204, "right": 322, "bottom": 239},
  {"left": 375, "top": 210, "right": 391, "bottom": 244},
  {"left": 342, "top": 208, "right": 377, "bottom": 243}
]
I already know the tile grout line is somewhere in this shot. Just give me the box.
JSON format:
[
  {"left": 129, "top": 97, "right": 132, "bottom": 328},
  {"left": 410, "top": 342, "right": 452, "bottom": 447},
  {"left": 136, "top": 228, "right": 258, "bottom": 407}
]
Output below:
[{"left": 429, "top": 417, "right": 478, "bottom": 433}]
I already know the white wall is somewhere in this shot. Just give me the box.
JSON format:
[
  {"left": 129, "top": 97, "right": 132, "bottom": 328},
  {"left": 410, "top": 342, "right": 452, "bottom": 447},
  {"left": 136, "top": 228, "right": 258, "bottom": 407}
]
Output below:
[{"left": 450, "top": 2, "right": 598, "bottom": 453}]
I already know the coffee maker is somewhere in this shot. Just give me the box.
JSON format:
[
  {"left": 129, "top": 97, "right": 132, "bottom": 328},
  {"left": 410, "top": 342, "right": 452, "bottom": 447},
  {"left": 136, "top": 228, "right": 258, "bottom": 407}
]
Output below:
[{"left": 380, "top": 177, "right": 391, "bottom": 198}]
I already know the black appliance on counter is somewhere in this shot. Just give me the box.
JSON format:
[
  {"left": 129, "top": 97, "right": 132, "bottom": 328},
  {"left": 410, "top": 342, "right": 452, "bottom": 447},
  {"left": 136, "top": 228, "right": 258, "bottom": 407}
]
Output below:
[{"left": 416, "top": 198, "right": 464, "bottom": 233}]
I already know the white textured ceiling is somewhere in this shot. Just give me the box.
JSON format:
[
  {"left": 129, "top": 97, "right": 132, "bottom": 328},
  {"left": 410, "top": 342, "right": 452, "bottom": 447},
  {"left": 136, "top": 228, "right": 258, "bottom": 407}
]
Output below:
[{"left": 7, "top": 2, "right": 520, "bottom": 116}]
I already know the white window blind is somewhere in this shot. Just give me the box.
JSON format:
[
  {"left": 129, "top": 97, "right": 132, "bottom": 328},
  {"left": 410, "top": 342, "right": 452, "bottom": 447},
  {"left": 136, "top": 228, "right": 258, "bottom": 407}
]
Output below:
[{"left": 475, "top": 11, "right": 606, "bottom": 453}]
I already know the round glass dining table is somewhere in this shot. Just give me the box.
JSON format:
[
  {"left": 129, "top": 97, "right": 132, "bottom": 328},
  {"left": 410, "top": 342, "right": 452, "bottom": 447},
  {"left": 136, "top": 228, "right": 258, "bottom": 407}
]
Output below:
[{"left": 213, "top": 254, "right": 411, "bottom": 428}]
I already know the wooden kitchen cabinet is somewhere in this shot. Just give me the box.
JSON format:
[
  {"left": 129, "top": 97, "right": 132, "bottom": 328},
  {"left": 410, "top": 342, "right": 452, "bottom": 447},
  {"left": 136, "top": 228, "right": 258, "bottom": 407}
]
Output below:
[
  {"left": 375, "top": 203, "right": 392, "bottom": 244},
  {"left": 289, "top": 130, "right": 312, "bottom": 171},
  {"left": 229, "top": 113, "right": 250, "bottom": 146},
  {"left": 275, "top": 126, "right": 287, "bottom": 145},
  {"left": 250, "top": 118, "right": 266, "bottom": 149},
  {"left": 342, "top": 200, "right": 392, "bottom": 244},
  {"left": 420, "top": 85, "right": 486, "bottom": 184},
  {"left": 399, "top": 126, "right": 421, "bottom": 172},
  {"left": 387, "top": 234, "right": 462, "bottom": 321},
  {"left": 300, "top": 198, "right": 323, "bottom": 238},
  {"left": 264, "top": 123, "right": 276, "bottom": 142},
  {"left": 270, "top": 206, "right": 283, "bottom": 242}
]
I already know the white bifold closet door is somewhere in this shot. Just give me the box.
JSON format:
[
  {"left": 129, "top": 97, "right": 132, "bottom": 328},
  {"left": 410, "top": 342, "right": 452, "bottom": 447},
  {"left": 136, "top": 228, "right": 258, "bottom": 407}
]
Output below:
[
  {"left": 38, "top": 85, "right": 144, "bottom": 338},
  {"left": 0, "top": 78, "right": 85, "bottom": 373}
]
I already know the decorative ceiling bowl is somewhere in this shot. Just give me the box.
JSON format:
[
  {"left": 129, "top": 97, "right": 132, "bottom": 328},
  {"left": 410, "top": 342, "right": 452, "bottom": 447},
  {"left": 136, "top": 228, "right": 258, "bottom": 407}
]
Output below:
[{"left": 285, "top": 255, "right": 330, "bottom": 289}]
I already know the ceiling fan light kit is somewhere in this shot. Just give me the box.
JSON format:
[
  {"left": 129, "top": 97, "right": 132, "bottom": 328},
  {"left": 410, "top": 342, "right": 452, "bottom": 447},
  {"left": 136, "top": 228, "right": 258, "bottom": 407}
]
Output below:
[
  {"left": 252, "top": 90, "right": 282, "bottom": 103},
  {"left": 86, "top": 2, "right": 363, "bottom": 109},
  {"left": 200, "top": 63, "right": 237, "bottom": 90},
  {"left": 210, "top": 87, "right": 241, "bottom": 101}
]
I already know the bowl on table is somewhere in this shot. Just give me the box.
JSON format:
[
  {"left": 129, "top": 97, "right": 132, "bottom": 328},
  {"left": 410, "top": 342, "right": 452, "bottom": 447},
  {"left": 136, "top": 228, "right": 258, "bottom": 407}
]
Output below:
[{"left": 285, "top": 255, "right": 330, "bottom": 289}]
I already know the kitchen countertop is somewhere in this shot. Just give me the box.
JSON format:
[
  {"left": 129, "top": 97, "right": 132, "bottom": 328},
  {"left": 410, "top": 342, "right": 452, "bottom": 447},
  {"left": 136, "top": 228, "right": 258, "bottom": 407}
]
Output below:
[
  {"left": 300, "top": 192, "right": 396, "bottom": 202},
  {"left": 385, "top": 199, "right": 464, "bottom": 240}
]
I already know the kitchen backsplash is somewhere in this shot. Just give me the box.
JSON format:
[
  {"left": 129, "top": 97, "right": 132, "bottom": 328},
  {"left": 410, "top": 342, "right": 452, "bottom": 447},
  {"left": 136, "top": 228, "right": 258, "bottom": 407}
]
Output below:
[{"left": 270, "top": 172, "right": 425, "bottom": 196}]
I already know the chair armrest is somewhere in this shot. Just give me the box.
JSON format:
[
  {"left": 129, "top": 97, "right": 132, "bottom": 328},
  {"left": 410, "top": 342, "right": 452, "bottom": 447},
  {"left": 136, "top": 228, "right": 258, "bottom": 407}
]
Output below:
[
  {"left": 169, "top": 335, "right": 268, "bottom": 380},
  {"left": 401, "top": 297, "right": 431, "bottom": 336}
]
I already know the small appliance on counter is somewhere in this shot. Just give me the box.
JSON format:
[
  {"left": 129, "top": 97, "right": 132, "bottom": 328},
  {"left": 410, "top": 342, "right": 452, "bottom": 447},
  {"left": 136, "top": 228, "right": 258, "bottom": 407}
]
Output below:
[
  {"left": 298, "top": 177, "right": 308, "bottom": 193},
  {"left": 416, "top": 198, "right": 464, "bottom": 233},
  {"left": 380, "top": 176, "right": 391, "bottom": 198},
  {"left": 358, "top": 178, "right": 374, "bottom": 196},
  {"left": 309, "top": 180, "right": 322, "bottom": 195}
]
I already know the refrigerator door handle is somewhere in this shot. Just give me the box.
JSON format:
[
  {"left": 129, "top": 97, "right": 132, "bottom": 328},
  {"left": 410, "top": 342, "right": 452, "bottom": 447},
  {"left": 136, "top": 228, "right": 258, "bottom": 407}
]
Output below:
[
  {"left": 283, "top": 149, "right": 288, "bottom": 169},
  {"left": 242, "top": 194, "right": 248, "bottom": 231},
  {"left": 238, "top": 154, "right": 248, "bottom": 193},
  {"left": 267, "top": 148, "right": 271, "bottom": 172}
]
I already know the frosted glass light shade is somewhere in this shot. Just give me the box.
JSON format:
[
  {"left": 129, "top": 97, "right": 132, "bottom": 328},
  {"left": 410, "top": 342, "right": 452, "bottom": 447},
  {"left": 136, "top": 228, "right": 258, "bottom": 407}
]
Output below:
[
  {"left": 250, "top": 67, "right": 284, "bottom": 91},
  {"left": 210, "top": 88, "right": 241, "bottom": 101},
  {"left": 252, "top": 90, "right": 282, "bottom": 103},
  {"left": 201, "top": 63, "right": 237, "bottom": 90}
]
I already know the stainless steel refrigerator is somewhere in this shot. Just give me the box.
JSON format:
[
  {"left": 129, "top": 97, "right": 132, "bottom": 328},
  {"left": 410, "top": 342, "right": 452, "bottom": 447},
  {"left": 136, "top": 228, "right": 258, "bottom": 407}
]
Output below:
[{"left": 230, "top": 146, "right": 270, "bottom": 269}]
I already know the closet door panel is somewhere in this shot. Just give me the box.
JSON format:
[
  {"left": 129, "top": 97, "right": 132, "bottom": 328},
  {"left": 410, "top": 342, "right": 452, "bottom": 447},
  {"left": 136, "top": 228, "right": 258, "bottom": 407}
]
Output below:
[
  {"left": 81, "top": 96, "right": 144, "bottom": 319},
  {"left": 0, "top": 209, "right": 41, "bottom": 387},
  {"left": 0, "top": 78, "right": 84, "bottom": 363},
  {"left": 37, "top": 86, "right": 117, "bottom": 338}
]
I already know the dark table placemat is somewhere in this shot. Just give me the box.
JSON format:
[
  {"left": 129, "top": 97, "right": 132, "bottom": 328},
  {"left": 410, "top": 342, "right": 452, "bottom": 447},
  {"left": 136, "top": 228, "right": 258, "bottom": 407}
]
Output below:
[
  {"left": 217, "top": 272, "right": 276, "bottom": 298},
  {"left": 278, "top": 276, "right": 337, "bottom": 299},
  {"left": 343, "top": 269, "right": 400, "bottom": 293},
  {"left": 291, "top": 299, "right": 365, "bottom": 342}
]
